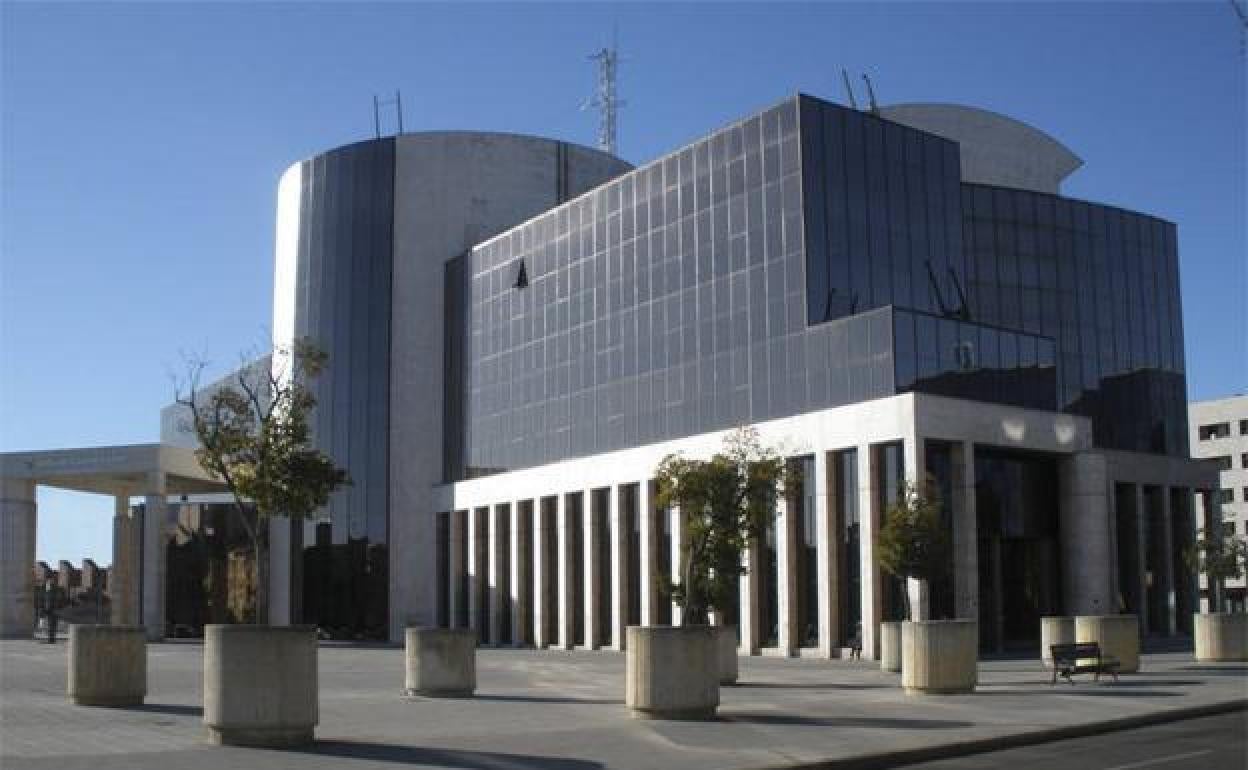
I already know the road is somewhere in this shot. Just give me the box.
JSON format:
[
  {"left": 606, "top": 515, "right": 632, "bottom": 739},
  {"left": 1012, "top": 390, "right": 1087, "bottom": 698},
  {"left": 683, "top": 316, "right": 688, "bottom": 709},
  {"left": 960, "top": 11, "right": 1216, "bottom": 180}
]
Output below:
[{"left": 898, "top": 711, "right": 1247, "bottom": 769}]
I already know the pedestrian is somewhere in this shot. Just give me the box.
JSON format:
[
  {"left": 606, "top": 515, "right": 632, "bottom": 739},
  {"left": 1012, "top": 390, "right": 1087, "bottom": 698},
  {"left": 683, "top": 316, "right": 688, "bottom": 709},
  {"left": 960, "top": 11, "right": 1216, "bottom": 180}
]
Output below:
[{"left": 43, "top": 579, "right": 59, "bottom": 644}]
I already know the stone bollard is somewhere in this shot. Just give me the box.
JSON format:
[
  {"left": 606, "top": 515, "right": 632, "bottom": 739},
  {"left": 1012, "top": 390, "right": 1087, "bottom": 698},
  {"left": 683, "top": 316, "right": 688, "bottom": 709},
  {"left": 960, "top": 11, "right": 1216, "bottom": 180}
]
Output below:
[
  {"left": 1193, "top": 613, "right": 1248, "bottom": 662},
  {"left": 879, "top": 621, "right": 903, "bottom": 673},
  {"left": 405, "top": 627, "right": 477, "bottom": 697},
  {"left": 901, "top": 620, "right": 977, "bottom": 694},
  {"left": 626, "top": 626, "right": 718, "bottom": 720},
  {"left": 715, "top": 624, "right": 739, "bottom": 685},
  {"left": 203, "top": 625, "right": 318, "bottom": 747},
  {"left": 1075, "top": 614, "right": 1139, "bottom": 673},
  {"left": 1040, "top": 616, "right": 1074, "bottom": 666},
  {"left": 68, "top": 625, "right": 146, "bottom": 706}
]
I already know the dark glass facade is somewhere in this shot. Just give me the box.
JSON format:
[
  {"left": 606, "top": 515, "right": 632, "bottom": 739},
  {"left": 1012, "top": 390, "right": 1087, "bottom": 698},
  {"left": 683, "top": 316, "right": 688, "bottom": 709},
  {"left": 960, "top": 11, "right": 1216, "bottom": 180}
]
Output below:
[
  {"left": 451, "top": 93, "right": 1187, "bottom": 480},
  {"left": 289, "top": 138, "right": 394, "bottom": 639}
]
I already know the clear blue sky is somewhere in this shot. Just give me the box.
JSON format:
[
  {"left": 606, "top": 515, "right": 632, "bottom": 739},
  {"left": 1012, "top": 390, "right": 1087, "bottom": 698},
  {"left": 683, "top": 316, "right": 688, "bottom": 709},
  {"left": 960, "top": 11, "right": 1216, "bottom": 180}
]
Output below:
[{"left": 3, "top": 1, "right": 1244, "bottom": 566}]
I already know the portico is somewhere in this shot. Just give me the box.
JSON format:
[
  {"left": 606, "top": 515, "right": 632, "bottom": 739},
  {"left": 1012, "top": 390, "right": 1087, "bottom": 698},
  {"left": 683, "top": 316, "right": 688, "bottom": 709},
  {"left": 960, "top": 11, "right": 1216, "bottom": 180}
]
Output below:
[{"left": 0, "top": 444, "right": 226, "bottom": 641}]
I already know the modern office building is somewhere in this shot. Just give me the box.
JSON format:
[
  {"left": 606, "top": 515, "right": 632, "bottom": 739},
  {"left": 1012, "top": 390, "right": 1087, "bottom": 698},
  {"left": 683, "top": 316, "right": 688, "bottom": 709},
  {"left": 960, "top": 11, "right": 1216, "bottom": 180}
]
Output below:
[
  {"left": 1189, "top": 394, "right": 1248, "bottom": 609},
  {"left": 0, "top": 93, "right": 1222, "bottom": 652}
]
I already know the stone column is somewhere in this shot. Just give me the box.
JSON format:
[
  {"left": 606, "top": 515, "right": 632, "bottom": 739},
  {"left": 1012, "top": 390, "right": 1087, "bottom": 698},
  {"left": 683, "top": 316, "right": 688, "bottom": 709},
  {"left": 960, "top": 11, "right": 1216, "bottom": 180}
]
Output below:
[
  {"left": 952, "top": 441, "right": 978, "bottom": 621},
  {"left": 0, "top": 479, "right": 36, "bottom": 639},
  {"left": 639, "top": 480, "right": 656, "bottom": 626},
  {"left": 739, "top": 538, "right": 762, "bottom": 654},
  {"left": 1134, "top": 484, "right": 1150, "bottom": 633},
  {"left": 467, "top": 507, "right": 483, "bottom": 642},
  {"left": 141, "top": 473, "right": 168, "bottom": 641},
  {"left": 814, "top": 451, "right": 836, "bottom": 657},
  {"left": 448, "top": 510, "right": 465, "bottom": 628},
  {"left": 268, "top": 517, "right": 292, "bottom": 626},
  {"left": 669, "top": 506, "right": 683, "bottom": 627},
  {"left": 903, "top": 435, "right": 928, "bottom": 622},
  {"left": 532, "top": 500, "right": 550, "bottom": 647},
  {"left": 557, "top": 493, "right": 574, "bottom": 649},
  {"left": 857, "top": 445, "right": 880, "bottom": 660},
  {"left": 1058, "top": 452, "right": 1113, "bottom": 615},
  {"left": 610, "top": 485, "right": 628, "bottom": 650},
  {"left": 1160, "top": 487, "right": 1177, "bottom": 636},
  {"left": 510, "top": 500, "right": 530, "bottom": 647},
  {"left": 776, "top": 489, "right": 798, "bottom": 655},
  {"left": 584, "top": 489, "right": 601, "bottom": 649},
  {"left": 111, "top": 495, "right": 139, "bottom": 626},
  {"left": 488, "top": 504, "right": 506, "bottom": 646}
]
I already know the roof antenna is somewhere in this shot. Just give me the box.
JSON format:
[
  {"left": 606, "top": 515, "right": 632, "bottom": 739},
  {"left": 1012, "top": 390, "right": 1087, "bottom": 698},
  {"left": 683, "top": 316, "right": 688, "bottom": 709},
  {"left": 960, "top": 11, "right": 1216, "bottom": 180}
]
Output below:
[
  {"left": 373, "top": 91, "right": 403, "bottom": 138},
  {"left": 861, "top": 74, "right": 880, "bottom": 115},
  {"left": 840, "top": 68, "right": 858, "bottom": 109},
  {"left": 584, "top": 27, "right": 625, "bottom": 155}
]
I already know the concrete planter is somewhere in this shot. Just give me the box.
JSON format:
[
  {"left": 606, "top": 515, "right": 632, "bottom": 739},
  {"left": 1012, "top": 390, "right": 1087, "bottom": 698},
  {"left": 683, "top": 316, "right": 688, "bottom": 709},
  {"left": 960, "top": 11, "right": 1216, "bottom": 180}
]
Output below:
[
  {"left": 626, "top": 625, "right": 718, "bottom": 720},
  {"left": 901, "top": 620, "right": 977, "bottom": 695},
  {"left": 67, "top": 625, "right": 146, "bottom": 706},
  {"left": 879, "top": 621, "right": 903, "bottom": 673},
  {"left": 203, "top": 625, "right": 317, "bottom": 747},
  {"left": 1193, "top": 612, "right": 1248, "bottom": 662},
  {"left": 1040, "top": 616, "right": 1074, "bottom": 665},
  {"left": 1075, "top": 614, "right": 1139, "bottom": 673},
  {"left": 716, "top": 625, "right": 739, "bottom": 685},
  {"left": 405, "top": 627, "right": 476, "bottom": 696}
]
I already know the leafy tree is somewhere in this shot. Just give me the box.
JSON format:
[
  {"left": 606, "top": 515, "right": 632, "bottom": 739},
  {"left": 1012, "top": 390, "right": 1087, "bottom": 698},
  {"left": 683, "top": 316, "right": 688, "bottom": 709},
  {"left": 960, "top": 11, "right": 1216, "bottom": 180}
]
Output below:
[
  {"left": 875, "top": 479, "right": 949, "bottom": 621},
  {"left": 1184, "top": 529, "right": 1247, "bottom": 613},
  {"left": 654, "top": 426, "right": 791, "bottom": 627},
  {"left": 177, "top": 338, "right": 349, "bottom": 624}
]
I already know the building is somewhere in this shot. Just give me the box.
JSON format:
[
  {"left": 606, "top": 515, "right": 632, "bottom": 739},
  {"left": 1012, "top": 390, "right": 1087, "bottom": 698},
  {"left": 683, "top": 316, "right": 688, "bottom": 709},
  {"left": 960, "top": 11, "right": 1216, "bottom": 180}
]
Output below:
[
  {"left": 1189, "top": 394, "right": 1248, "bottom": 609},
  {"left": 0, "top": 93, "right": 1221, "bottom": 650},
  {"left": 265, "top": 93, "right": 1216, "bottom": 654}
]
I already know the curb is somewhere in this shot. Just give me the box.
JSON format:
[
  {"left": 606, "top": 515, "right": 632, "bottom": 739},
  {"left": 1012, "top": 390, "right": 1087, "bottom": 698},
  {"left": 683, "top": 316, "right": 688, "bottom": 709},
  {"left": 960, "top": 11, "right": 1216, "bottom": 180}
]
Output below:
[{"left": 760, "top": 699, "right": 1248, "bottom": 770}]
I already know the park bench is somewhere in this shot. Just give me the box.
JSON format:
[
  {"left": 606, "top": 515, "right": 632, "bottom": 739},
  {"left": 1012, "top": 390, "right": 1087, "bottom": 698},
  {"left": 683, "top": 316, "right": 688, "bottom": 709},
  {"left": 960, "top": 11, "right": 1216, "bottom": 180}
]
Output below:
[{"left": 1049, "top": 642, "right": 1120, "bottom": 684}]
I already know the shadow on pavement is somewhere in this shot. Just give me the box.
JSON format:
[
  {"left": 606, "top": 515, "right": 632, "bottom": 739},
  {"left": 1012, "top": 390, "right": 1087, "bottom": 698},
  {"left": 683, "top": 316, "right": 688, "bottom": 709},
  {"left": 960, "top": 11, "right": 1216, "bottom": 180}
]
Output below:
[
  {"left": 730, "top": 681, "right": 891, "bottom": 691},
  {"left": 467, "top": 693, "right": 624, "bottom": 705},
  {"left": 723, "top": 713, "right": 973, "bottom": 729},
  {"left": 1179, "top": 665, "right": 1248, "bottom": 674},
  {"left": 124, "top": 703, "right": 203, "bottom": 717},
  {"left": 975, "top": 688, "right": 1183, "bottom": 698},
  {"left": 301, "top": 741, "right": 603, "bottom": 768}
]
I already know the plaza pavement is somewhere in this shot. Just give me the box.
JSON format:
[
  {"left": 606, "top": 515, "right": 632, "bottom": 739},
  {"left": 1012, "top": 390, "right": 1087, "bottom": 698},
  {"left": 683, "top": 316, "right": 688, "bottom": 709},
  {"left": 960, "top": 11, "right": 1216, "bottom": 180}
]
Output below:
[{"left": 0, "top": 638, "right": 1244, "bottom": 770}]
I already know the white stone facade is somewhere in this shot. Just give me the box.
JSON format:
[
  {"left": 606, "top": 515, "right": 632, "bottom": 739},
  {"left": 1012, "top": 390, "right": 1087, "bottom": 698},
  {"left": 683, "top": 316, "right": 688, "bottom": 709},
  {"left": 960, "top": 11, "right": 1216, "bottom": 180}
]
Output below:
[{"left": 1189, "top": 395, "right": 1248, "bottom": 604}]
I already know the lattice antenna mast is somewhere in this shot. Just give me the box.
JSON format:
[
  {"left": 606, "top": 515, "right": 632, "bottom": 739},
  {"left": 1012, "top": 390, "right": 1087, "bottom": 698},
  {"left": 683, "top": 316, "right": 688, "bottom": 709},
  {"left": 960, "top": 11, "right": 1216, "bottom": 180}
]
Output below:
[
  {"left": 584, "top": 30, "right": 625, "bottom": 155},
  {"left": 373, "top": 91, "right": 404, "bottom": 139}
]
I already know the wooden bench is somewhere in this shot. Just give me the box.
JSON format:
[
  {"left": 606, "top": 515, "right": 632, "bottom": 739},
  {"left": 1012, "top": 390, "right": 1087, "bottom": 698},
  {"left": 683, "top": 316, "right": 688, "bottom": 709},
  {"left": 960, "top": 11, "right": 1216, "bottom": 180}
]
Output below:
[{"left": 1049, "top": 642, "right": 1120, "bottom": 684}]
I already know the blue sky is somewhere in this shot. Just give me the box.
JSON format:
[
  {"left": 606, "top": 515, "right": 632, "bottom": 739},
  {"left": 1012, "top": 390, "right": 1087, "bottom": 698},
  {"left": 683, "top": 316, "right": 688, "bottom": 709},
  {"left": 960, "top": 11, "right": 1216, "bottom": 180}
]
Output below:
[{"left": 3, "top": 1, "right": 1244, "bottom": 566}]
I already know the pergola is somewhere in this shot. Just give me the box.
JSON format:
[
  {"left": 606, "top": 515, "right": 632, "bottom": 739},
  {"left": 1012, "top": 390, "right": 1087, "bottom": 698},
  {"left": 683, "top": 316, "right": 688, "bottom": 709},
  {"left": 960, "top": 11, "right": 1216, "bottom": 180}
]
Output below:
[{"left": 1, "top": 443, "right": 227, "bottom": 640}]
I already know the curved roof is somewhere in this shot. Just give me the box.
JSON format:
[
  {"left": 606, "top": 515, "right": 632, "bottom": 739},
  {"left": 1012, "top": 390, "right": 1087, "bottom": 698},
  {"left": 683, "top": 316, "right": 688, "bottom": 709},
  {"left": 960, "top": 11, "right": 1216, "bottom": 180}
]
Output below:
[{"left": 878, "top": 103, "right": 1082, "bottom": 194}]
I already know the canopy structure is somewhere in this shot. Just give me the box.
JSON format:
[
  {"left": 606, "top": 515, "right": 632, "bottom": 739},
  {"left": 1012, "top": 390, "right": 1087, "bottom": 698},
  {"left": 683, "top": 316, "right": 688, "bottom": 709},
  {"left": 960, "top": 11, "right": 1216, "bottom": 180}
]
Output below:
[{"left": 1, "top": 443, "right": 228, "bottom": 640}]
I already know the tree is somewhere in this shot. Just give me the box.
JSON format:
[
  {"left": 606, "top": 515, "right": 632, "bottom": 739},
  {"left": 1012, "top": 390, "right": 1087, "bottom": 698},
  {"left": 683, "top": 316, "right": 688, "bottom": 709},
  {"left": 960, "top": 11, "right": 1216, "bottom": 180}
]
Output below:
[
  {"left": 875, "top": 479, "right": 949, "bottom": 621},
  {"left": 1184, "top": 529, "right": 1247, "bottom": 613},
  {"left": 654, "top": 426, "right": 792, "bottom": 627},
  {"left": 177, "top": 338, "right": 349, "bottom": 624}
]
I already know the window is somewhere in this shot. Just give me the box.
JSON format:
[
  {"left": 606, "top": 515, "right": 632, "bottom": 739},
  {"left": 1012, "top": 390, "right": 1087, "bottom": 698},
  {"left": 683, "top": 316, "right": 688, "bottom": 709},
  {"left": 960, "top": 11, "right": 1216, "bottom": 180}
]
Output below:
[
  {"left": 1199, "top": 422, "right": 1231, "bottom": 441},
  {"left": 1242, "top": 453, "right": 1248, "bottom": 469},
  {"left": 1218, "top": 488, "right": 1234, "bottom": 505},
  {"left": 1240, "top": 419, "right": 1248, "bottom": 436},
  {"left": 1213, "top": 456, "right": 1233, "bottom": 471}
]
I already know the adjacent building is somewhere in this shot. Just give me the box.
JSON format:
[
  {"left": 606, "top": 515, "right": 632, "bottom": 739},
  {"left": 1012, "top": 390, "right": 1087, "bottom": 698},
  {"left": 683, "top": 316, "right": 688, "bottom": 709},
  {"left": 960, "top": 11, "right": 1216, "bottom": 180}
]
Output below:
[{"left": 1189, "top": 394, "right": 1248, "bottom": 609}]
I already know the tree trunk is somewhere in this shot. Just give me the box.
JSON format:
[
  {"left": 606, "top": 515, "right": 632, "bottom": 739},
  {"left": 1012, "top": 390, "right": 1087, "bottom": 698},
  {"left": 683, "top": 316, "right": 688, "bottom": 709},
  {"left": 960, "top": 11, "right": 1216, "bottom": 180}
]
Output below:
[{"left": 254, "top": 536, "right": 269, "bottom": 625}]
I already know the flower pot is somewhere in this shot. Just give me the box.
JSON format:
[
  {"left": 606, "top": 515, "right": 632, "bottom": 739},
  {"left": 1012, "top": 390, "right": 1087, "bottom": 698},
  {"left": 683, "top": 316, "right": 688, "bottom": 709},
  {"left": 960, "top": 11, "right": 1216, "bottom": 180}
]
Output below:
[
  {"left": 67, "top": 625, "right": 146, "bottom": 706},
  {"left": 879, "top": 621, "right": 902, "bottom": 672},
  {"left": 1193, "top": 612, "right": 1248, "bottom": 662},
  {"left": 626, "top": 625, "right": 718, "bottom": 720},
  {"left": 1040, "top": 616, "right": 1074, "bottom": 666},
  {"left": 405, "top": 627, "right": 476, "bottom": 696},
  {"left": 203, "top": 625, "right": 317, "bottom": 747},
  {"left": 1074, "top": 614, "right": 1138, "bottom": 673},
  {"left": 716, "top": 624, "right": 739, "bottom": 685},
  {"left": 901, "top": 619, "right": 977, "bottom": 694}
]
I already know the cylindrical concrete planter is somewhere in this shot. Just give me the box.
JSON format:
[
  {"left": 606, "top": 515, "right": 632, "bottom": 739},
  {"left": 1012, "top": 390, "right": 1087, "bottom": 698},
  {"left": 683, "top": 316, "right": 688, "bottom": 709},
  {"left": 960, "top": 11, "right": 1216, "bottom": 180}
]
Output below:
[
  {"left": 203, "top": 625, "right": 318, "bottom": 747},
  {"left": 67, "top": 625, "right": 146, "bottom": 706},
  {"left": 901, "top": 620, "right": 977, "bottom": 695},
  {"left": 1075, "top": 614, "right": 1139, "bottom": 673},
  {"left": 1040, "top": 616, "right": 1074, "bottom": 666},
  {"left": 1193, "top": 613, "right": 1248, "bottom": 662},
  {"left": 716, "top": 624, "right": 739, "bottom": 685},
  {"left": 879, "top": 621, "right": 903, "bottom": 673},
  {"left": 405, "top": 627, "right": 477, "bottom": 696},
  {"left": 626, "top": 625, "right": 718, "bottom": 720}
]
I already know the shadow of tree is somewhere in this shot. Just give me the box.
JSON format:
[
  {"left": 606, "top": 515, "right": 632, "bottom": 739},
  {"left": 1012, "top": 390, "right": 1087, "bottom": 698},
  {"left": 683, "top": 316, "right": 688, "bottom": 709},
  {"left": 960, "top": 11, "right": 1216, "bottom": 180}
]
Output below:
[
  {"left": 975, "top": 688, "right": 1183, "bottom": 698},
  {"left": 723, "top": 712, "right": 973, "bottom": 729},
  {"left": 297, "top": 741, "right": 603, "bottom": 768},
  {"left": 123, "top": 703, "right": 203, "bottom": 717},
  {"left": 465, "top": 693, "right": 623, "bottom": 706},
  {"left": 730, "top": 682, "right": 891, "bottom": 691}
]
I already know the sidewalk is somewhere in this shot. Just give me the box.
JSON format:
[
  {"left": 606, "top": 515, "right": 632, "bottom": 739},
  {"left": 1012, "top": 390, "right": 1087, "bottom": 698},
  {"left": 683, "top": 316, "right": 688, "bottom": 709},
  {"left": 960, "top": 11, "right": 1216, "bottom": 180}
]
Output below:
[{"left": 1, "top": 640, "right": 1243, "bottom": 770}]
